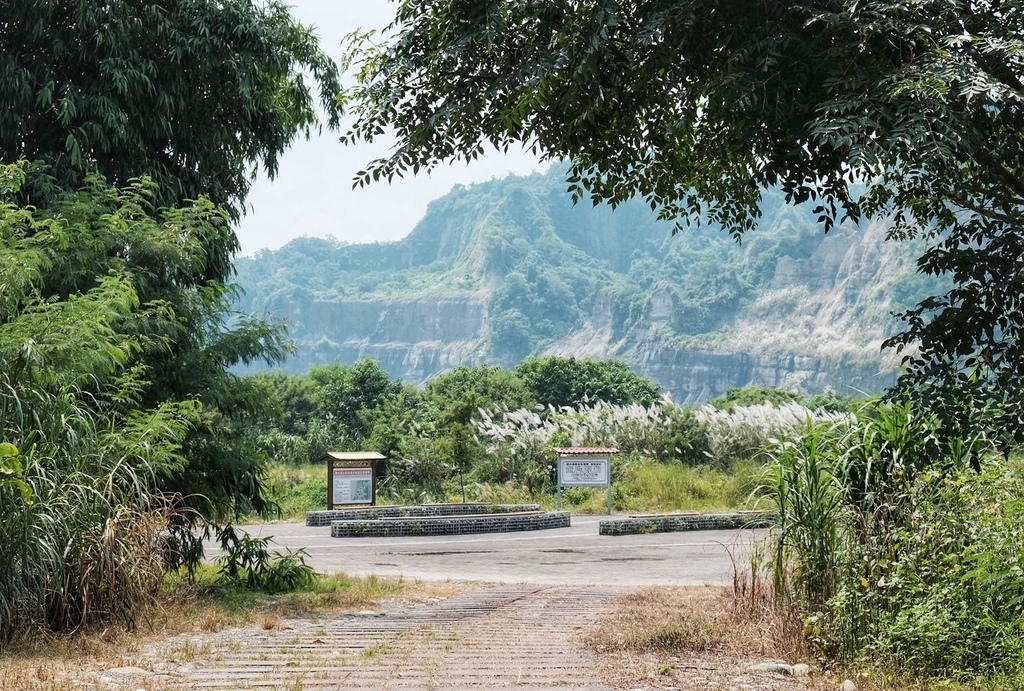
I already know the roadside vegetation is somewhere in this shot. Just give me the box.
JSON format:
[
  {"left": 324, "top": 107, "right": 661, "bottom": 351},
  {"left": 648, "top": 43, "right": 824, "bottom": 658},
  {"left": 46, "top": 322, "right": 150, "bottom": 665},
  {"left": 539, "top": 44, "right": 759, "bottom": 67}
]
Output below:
[
  {"left": 756, "top": 405, "right": 1024, "bottom": 687},
  {"left": 5, "top": 0, "right": 1024, "bottom": 689},
  {"left": 581, "top": 401, "right": 1024, "bottom": 691},
  {"left": 246, "top": 361, "right": 851, "bottom": 517},
  {"left": 0, "top": 0, "right": 342, "bottom": 651}
]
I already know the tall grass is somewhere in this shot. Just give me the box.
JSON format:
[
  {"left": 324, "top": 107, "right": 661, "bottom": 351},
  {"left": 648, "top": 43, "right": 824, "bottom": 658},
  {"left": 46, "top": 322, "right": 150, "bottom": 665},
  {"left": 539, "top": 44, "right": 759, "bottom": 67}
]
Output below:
[
  {"left": 696, "top": 402, "right": 847, "bottom": 466},
  {"left": 0, "top": 374, "right": 193, "bottom": 645},
  {"left": 617, "top": 458, "right": 760, "bottom": 513},
  {"left": 757, "top": 400, "right": 1024, "bottom": 678},
  {"left": 759, "top": 417, "right": 851, "bottom": 614}
]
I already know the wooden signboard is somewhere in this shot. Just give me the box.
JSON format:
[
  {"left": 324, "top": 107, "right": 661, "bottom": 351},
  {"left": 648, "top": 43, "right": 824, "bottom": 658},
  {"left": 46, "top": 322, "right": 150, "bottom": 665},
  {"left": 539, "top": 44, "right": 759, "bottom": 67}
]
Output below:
[{"left": 324, "top": 451, "right": 384, "bottom": 509}]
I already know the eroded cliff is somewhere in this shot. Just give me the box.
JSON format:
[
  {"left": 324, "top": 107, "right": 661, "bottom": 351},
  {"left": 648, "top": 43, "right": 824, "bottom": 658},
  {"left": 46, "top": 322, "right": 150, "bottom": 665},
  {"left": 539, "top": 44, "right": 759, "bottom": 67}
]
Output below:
[{"left": 236, "top": 169, "right": 933, "bottom": 402}]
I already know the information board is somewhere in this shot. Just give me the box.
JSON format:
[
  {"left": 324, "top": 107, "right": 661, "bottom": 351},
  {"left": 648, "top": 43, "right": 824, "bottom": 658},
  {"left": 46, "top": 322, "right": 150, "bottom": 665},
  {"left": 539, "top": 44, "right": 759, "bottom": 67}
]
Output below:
[
  {"left": 558, "top": 456, "right": 610, "bottom": 487},
  {"left": 331, "top": 466, "right": 374, "bottom": 505}
]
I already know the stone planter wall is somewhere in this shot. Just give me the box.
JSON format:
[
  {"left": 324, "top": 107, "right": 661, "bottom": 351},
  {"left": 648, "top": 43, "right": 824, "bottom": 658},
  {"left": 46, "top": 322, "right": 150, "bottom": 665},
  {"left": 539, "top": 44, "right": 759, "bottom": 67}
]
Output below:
[
  {"left": 330, "top": 510, "right": 570, "bottom": 538},
  {"left": 599, "top": 511, "right": 777, "bottom": 536},
  {"left": 307, "top": 503, "right": 541, "bottom": 527}
]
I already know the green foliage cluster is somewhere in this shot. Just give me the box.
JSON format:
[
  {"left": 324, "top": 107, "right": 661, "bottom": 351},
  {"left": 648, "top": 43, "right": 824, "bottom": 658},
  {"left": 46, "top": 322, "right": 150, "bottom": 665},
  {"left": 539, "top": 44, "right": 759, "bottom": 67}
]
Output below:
[
  {"left": 712, "top": 385, "right": 864, "bottom": 415},
  {"left": 490, "top": 270, "right": 581, "bottom": 359},
  {"left": 215, "top": 525, "right": 317, "bottom": 594},
  {"left": 0, "top": 0, "right": 341, "bottom": 644},
  {"left": 514, "top": 356, "right": 662, "bottom": 409},
  {"left": 0, "top": 166, "right": 208, "bottom": 642},
  {"left": 0, "top": 0, "right": 340, "bottom": 214},
  {"left": 248, "top": 357, "right": 675, "bottom": 497},
  {"left": 711, "top": 385, "right": 804, "bottom": 412},
  {"left": 763, "top": 402, "right": 1024, "bottom": 679},
  {"left": 249, "top": 359, "right": 414, "bottom": 466}
]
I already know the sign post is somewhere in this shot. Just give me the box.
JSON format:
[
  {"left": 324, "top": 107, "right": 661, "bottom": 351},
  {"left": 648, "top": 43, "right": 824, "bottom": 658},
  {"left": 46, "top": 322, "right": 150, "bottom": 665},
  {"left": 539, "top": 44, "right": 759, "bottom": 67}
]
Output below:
[
  {"left": 324, "top": 451, "right": 385, "bottom": 509},
  {"left": 555, "top": 447, "right": 618, "bottom": 515}
]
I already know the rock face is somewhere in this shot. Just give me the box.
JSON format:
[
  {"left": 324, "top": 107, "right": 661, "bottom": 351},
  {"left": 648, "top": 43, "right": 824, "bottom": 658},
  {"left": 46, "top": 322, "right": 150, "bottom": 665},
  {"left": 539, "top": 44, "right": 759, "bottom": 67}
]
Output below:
[
  {"left": 627, "top": 347, "right": 891, "bottom": 407},
  {"left": 290, "top": 296, "right": 489, "bottom": 383},
  {"left": 236, "top": 169, "right": 927, "bottom": 402}
]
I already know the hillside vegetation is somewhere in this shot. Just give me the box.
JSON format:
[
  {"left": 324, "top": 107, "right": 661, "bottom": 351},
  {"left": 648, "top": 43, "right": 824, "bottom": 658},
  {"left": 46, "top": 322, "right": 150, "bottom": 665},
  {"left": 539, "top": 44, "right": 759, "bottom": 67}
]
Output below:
[{"left": 236, "top": 167, "right": 942, "bottom": 402}]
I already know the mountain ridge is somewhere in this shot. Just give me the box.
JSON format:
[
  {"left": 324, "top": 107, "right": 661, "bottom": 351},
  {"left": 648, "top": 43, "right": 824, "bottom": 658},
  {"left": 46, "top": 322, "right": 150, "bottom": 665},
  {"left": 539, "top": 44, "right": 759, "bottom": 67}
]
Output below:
[{"left": 235, "top": 168, "right": 936, "bottom": 403}]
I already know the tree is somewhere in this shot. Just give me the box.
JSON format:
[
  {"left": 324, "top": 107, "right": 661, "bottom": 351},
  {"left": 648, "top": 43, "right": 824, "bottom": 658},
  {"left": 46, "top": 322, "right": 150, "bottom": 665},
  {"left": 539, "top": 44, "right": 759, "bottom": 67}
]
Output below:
[
  {"left": 309, "top": 360, "right": 402, "bottom": 445},
  {"left": 2, "top": 165, "right": 288, "bottom": 518},
  {"left": 425, "top": 365, "right": 535, "bottom": 416},
  {"left": 0, "top": 163, "right": 218, "bottom": 639},
  {"left": 711, "top": 386, "right": 803, "bottom": 413},
  {"left": 1, "top": 0, "right": 341, "bottom": 215},
  {"left": 515, "top": 356, "right": 661, "bottom": 409},
  {"left": 343, "top": 0, "right": 1024, "bottom": 444},
  {"left": 247, "top": 371, "right": 320, "bottom": 436},
  {"left": 0, "top": 0, "right": 342, "bottom": 516}
]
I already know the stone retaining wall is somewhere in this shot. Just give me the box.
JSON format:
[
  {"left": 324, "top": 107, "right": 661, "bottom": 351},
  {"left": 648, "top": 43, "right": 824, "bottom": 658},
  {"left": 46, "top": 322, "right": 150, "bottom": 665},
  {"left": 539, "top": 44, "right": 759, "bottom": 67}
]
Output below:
[
  {"left": 599, "top": 511, "right": 777, "bottom": 536},
  {"left": 307, "top": 503, "right": 541, "bottom": 527},
  {"left": 330, "top": 510, "right": 571, "bottom": 538}
]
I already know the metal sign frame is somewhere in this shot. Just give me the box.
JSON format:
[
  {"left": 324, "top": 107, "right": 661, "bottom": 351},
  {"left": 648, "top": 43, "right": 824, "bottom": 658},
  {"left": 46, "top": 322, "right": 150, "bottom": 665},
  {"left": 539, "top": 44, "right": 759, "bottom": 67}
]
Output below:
[{"left": 555, "top": 450, "right": 615, "bottom": 515}]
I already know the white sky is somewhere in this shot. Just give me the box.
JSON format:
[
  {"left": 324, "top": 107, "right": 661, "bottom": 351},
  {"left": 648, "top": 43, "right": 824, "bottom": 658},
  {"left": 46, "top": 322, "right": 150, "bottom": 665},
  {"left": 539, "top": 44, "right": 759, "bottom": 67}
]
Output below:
[{"left": 235, "top": 0, "right": 544, "bottom": 255}]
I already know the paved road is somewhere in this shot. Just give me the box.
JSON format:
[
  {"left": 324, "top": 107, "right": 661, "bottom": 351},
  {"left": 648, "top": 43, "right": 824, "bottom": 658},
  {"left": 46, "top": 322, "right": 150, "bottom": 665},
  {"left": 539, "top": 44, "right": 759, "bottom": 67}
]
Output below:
[
  {"left": 148, "top": 585, "right": 620, "bottom": 690},
  {"left": 226, "top": 516, "right": 761, "bottom": 586}
]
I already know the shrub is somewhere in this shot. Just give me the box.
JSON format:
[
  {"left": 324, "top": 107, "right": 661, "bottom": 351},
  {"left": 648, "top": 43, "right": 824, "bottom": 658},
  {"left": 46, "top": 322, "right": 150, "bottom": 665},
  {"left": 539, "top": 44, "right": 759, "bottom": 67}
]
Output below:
[
  {"left": 215, "top": 525, "right": 317, "bottom": 593},
  {"left": 760, "top": 400, "right": 1024, "bottom": 677}
]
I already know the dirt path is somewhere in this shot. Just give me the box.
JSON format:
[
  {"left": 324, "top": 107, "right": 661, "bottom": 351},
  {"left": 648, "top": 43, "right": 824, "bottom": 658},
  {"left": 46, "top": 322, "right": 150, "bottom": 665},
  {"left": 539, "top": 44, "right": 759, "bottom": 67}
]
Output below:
[{"left": 135, "top": 585, "right": 622, "bottom": 690}]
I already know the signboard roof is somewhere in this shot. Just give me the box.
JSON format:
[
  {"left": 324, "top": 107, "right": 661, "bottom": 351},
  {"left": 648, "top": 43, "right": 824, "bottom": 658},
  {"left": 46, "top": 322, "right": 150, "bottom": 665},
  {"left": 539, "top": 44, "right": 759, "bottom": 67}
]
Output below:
[
  {"left": 554, "top": 447, "right": 619, "bottom": 455},
  {"left": 322, "top": 451, "right": 386, "bottom": 462}
]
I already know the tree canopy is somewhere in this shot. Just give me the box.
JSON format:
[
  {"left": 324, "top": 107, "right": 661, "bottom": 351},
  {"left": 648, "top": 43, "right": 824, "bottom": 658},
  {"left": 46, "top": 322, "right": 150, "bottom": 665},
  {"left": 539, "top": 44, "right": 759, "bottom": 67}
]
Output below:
[
  {"left": 343, "top": 0, "right": 1024, "bottom": 444},
  {"left": 0, "top": 0, "right": 345, "bottom": 639},
  {"left": 1, "top": 0, "right": 341, "bottom": 215},
  {"left": 515, "top": 356, "right": 661, "bottom": 409},
  {"left": 0, "top": 0, "right": 345, "bottom": 516}
]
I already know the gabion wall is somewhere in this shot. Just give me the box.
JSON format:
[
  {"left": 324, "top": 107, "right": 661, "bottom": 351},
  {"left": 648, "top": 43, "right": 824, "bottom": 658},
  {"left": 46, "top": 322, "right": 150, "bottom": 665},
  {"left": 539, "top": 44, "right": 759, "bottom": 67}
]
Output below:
[
  {"left": 307, "top": 503, "right": 541, "bottom": 527},
  {"left": 330, "top": 510, "right": 570, "bottom": 538},
  {"left": 599, "top": 511, "right": 777, "bottom": 536}
]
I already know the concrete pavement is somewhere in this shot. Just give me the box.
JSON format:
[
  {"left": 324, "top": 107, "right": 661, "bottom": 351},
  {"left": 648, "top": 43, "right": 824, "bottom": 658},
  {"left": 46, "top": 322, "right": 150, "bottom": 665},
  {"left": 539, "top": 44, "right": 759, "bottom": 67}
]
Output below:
[{"left": 224, "top": 516, "right": 763, "bottom": 586}]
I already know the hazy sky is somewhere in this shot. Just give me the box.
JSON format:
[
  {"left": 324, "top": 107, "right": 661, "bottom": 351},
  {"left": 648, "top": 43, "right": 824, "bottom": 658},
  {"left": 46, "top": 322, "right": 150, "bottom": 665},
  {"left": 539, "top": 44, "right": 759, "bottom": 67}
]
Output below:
[{"left": 235, "top": 0, "right": 544, "bottom": 256}]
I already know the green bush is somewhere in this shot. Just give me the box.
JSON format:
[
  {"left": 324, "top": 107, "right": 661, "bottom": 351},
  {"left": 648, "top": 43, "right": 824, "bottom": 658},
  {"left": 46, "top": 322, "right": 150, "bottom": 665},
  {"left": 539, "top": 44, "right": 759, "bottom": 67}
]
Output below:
[
  {"left": 866, "top": 465, "right": 1024, "bottom": 674},
  {"left": 215, "top": 525, "right": 317, "bottom": 594},
  {"left": 761, "top": 400, "right": 1024, "bottom": 678},
  {"left": 711, "top": 385, "right": 802, "bottom": 412}
]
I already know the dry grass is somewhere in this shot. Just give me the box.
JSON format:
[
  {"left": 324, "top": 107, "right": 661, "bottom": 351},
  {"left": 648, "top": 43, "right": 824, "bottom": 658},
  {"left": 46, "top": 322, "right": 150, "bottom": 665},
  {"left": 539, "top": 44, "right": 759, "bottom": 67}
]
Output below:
[
  {"left": 585, "top": 585, "right": 806, "bottom": 659},
  {"left": 0, "top": 575, "right": 462, "bottom": 691},
  {"left": 0, "top": 632, "right": 148, "bottom": 691},
  {"left": 585, "top": 585, "right": 829, "bottom": 691},
  {"left": 584, "top": 582, "right": 1024, "bottom": 691}
]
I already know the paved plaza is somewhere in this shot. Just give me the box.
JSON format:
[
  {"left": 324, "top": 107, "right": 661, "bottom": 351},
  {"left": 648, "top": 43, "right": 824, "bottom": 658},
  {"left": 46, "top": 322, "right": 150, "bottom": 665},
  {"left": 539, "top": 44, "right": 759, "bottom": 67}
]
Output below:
[{"left": 225, "top": 516, "right": 761, "bottom": 586}]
